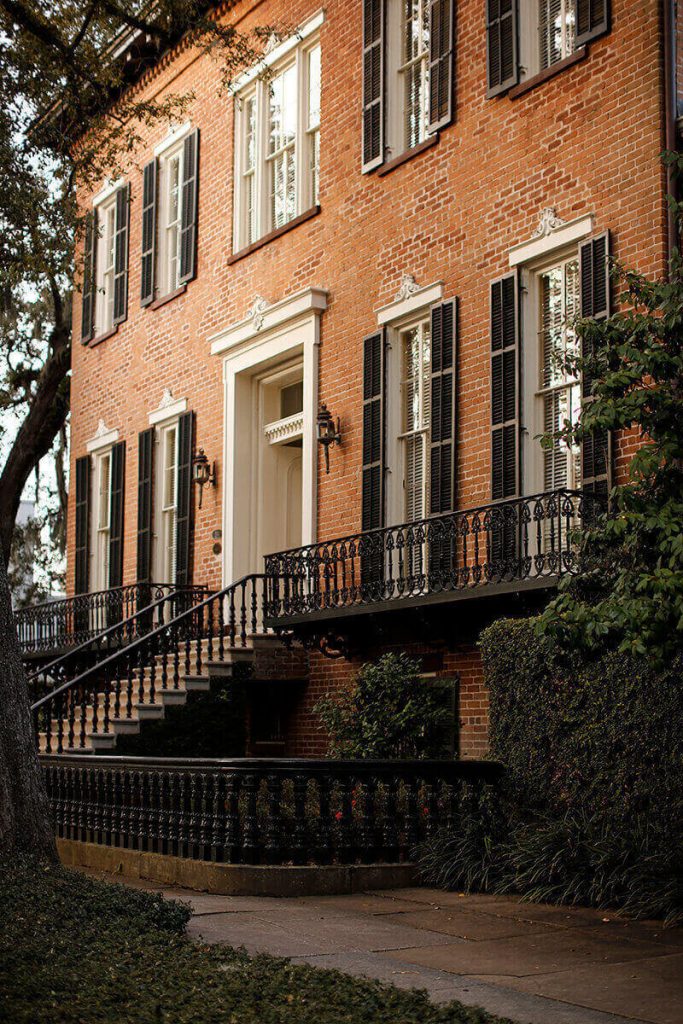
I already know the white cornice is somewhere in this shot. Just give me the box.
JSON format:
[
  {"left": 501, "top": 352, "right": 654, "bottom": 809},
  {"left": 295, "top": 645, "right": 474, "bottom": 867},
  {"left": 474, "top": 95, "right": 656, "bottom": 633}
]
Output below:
[
  {"left": 376, "top": 281, "right": 444, "bottom": 326},
  {"left": 210, "top": 287, "right": 328, "bottom": 356},
  {"left": 231, "top": 11, "right": 324, "bottom": 94},
  {"left": 154, "top": 121, "right": 192, "bottom": 158},
  {"left": 148, "top": 388, "right": 188, "bottom": 426},
  {"left": 86, "top": 420, "right": 119, "bottom": 453},
  {"left": 264, "top": 412, "right": 305, "bottom": 446},
  {"left": 509, "top": 213, "right": 594, "bottom": 268},
  {"left": 92, "top": 178, "right": 124, "bottom": 208}
]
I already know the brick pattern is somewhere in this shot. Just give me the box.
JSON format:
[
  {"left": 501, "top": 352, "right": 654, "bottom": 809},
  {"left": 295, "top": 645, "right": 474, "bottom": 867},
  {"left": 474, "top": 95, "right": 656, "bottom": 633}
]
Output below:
[{"left": 67, "top": 0, "right": 667, "bottom": 753}]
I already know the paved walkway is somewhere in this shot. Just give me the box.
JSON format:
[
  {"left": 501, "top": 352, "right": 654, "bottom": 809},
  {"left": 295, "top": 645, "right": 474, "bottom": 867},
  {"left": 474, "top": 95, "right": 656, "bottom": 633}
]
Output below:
[{"left": 87, "top": 874, "right": 683, "bottom": 1024}]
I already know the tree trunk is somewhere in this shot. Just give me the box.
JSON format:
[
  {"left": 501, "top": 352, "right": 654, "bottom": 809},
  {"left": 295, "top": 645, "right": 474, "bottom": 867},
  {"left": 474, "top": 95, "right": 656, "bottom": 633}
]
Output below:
[
  {"left": 0, "top": 552, "right": 57, "bottom": 861},
  {"left": 0, "top": 329, "right": 70, "bottom": 565}
]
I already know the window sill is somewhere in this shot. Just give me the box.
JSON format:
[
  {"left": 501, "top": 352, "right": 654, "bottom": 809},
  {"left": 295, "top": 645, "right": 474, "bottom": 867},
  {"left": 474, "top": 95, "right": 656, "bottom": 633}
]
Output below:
[
  {"left": 377, "top": 134, "right": 439, "bottom": 177},
  {"left": 88, "top": 325, "right": 118, "bottom": 347},
  {"left": 508, "top": 47, "right": 587, "bottom": 100},
  {"left": 228, "top": 206, "right": 321, "bottom": 265},
  {"left": 149, "top": 284, "right": 187, "bottom": 310}
]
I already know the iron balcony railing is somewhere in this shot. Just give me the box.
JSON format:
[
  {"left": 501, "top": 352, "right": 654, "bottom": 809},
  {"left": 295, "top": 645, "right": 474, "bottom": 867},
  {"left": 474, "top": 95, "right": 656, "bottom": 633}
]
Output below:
[
  {"left": 14, "top": 582, "right": 205, "bottom": 654},
  {"left": 41, "top": 754, "right": 503, "bottom": 866},
  {"left": 265, "top": 488, "right": 603, "bottom": 621}
]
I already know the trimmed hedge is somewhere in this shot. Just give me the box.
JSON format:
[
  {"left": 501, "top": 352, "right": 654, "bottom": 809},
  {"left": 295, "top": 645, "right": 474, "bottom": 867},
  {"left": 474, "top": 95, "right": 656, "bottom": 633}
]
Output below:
[
  {"left": 420, "top": 619, "right": 683, "bottom": 922},
  {"left": 0, "top": 861, "right": 511, "bottom": 1024}
]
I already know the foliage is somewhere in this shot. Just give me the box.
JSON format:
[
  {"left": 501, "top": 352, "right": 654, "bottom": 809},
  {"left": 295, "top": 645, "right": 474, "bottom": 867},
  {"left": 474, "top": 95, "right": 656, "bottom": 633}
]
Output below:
[
  {"left": 539, "top": 169, "right": 683, "bottom": 661},
  {"left": 315, "top": 653, "right": 455, "bottom": 759},
  {"left": 419, "top": 619, "right": 683, "bottom": 922},
  {"left": 0, "top": 860, "right": 511, "bottom": 1024}
]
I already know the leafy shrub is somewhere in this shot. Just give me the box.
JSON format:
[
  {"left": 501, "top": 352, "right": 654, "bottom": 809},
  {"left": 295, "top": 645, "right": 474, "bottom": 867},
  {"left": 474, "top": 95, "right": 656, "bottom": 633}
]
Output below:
[
  {"left": 315, "top": 652, "right": 455, "bottom": 758},
  {"left": 419, "top": 619, "right": 683, "bottom": 922}
]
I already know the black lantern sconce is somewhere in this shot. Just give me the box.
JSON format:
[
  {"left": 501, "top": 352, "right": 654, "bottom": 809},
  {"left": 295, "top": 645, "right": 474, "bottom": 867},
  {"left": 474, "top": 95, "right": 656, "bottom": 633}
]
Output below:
[
  {"left": 317, "top": 403, "right": 341, "bottom": 474},
  {"left": 192, "top": 448, "right": 216, "bottom": 508}
]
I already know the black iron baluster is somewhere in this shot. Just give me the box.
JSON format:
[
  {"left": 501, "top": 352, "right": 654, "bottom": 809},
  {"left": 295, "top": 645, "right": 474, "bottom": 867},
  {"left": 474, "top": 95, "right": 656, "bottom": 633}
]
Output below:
[
  {"left": 316, "top": 775, "right": 332, "bottom": 865},
  {"left": 241, "top": 773, "right": 259, "bottom": 864},
  {"left": 291, "top": 774, "right": 308, "bottom": 866},
  {"left": 224, "top": 774, "right": 240, "bottom": 864},
  {"left": 265, "top": 773, "right": 283, "bottom": 865}
]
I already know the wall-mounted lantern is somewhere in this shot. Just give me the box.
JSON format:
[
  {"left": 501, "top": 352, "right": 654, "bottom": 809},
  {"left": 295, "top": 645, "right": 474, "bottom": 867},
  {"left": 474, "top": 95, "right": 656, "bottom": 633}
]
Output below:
[
  {"left": 192, "top": 448, "right": 216, "bottom": 508},
  {"left": 316, "top": 403, "right": 341, "bottom": 474}
]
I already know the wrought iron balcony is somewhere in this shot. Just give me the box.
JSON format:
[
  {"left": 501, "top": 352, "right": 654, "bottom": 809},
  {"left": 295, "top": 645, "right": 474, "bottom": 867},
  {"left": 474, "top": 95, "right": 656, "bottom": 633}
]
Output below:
[
  {"left": 265, "top": 489, "right": 602, "bottom": 628},
  {"left": 14, "top": 583, "right": 210, "bottom": 655}
]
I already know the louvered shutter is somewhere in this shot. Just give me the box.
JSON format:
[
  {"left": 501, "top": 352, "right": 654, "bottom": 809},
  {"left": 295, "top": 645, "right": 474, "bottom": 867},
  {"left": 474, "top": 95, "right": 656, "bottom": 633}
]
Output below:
[
  {"left": 579, "top": 232, "right": 612, "bottom": 499},
  {"left": 113, "top": 184, "right": 130, "bottom": 326},
  {"left": 486, "top": 0, "right": 518, "bottom": 97},
  {"left": 576, "top": 0, "right": 610, "bottom": 47},
  {"left": 362, "top": 0, "right": 385, "bottom": 172},
  {"left": 179, "top": 129, "right": 199, "bottom": 285},
  {"left": 361, "top": 331, "right": 385, "bottom": 591},
  {"left": 140, "top": 160, "right": 157, "bottom": 306},
  {"left": 137, "top": 428, "right": 154, "bottom": 585},
  {"left": 490, "top": 272, "right": 520, "bottom": 571},
  {"left": 81, "top": 212, "right": 96, "bottom": 343},
  {"left": 108, "top": 442, "right": 126, "bottom": 594},
  {"left": 74, "top": 456, "right": 91, "bottom": 595},
  {"left": 175, "top": 411, "right": 194, "bottom": 587},
  {"left": 429, "top": 299, "right": 457, "bottom": 514},
  {"left": 428, "top": 0, "right": 455, "bottom": 133}
]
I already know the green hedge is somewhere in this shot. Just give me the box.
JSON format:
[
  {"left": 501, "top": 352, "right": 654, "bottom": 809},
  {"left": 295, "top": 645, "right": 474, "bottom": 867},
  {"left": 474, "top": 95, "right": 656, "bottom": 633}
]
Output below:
[{"left": 420, "top": 619, "right": 683, "bottom": 921}]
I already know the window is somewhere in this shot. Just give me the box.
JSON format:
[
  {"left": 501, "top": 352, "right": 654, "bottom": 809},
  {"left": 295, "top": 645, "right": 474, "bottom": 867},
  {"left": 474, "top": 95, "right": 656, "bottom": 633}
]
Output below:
[
  {"left": 394, "top": 0, "right": 431, "bottom": 152},
  {"left": 159, "top": 145, "right": 184, "bottom": 296},
  {"left": 95, "top": 198, "right": 116, "bottom": 336},
  {"left": 537, "top": 256, "right": 582, "bottom": 490},
  {"left": 280, "top": 380, "right": 304, "bottom": 418},
  {"left": 399, "top": 320, "right": 431, "bottom": 521},
  {"left": 94, "top": 450, "right": 112, "bottom": 591},
  {"left": 235, "top": 38, "right": 321, "bottom": 251},
  {"left": 159, "top": 423, "right": 178, "bottom": 582},
  {"left": 538, "top": 0, "right": 576, "bottom": 70}
]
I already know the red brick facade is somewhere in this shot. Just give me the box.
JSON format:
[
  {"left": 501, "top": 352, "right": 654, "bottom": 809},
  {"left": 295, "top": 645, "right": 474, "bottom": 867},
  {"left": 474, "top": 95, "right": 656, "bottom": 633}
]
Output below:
[{"left": 67, "top": 0, "right": 667, "bottom": 757}]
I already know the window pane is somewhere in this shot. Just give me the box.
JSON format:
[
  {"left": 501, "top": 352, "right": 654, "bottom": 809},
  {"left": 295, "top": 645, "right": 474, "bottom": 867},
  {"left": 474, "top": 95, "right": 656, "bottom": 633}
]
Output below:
[
  {"left": 308, "top": 46, "right": 321, "bottom": 129},
  {"left": 539, "top": 0, "right": 576, "bottom": 70},
  {"left": 281, "top": 381, "right": 304, "bottom": 418},
  {"left": 540, "top": 258, "right": 581, "bottom": 490},
  {"left": 401, "top": 0, "right": 430, "bottom": 149}
]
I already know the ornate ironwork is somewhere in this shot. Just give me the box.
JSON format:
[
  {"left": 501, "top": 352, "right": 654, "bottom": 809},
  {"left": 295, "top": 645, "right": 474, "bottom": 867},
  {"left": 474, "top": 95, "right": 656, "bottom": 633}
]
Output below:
[
  {"left": 14, "top": 583, "right": 206, "bottom": 655},
  {"left": 41, "top": 754, "right": 502, "bottom": 866},
  {"left": 264, "top": 489, "right": 603, "bottom": 622}
]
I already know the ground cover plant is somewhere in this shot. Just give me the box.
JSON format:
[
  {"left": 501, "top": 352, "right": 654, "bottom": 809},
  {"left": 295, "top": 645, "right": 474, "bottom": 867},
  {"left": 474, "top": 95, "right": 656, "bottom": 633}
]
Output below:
[
  {"left": 419, "top": 618, "right": 683, "bottom": 923},
  {"left": 0, "top": 860, "right": 511, "bottom": 1024}
]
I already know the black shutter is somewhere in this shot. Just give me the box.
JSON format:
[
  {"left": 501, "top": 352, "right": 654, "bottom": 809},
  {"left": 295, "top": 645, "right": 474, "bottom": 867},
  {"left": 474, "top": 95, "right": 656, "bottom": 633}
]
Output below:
[
  {"left": 108, "top": 442, "right": 126, "bottom": 590},
  {"left": 576, "top": 0, "right": 610, "bottom": 47},
  {"left": 490, "top": 272, "right": 520, "bottom": 500},
  {"left": 179, "top": 129, "right": 199, "bottom": 285},
  {"left": 81, "top": 212, "right": 96, "bottom": 343},
  {"left": 74, "top": 456, "right": 91, "bottom": 595},
  {"left": 428, "top": 0, "right": 455, "bottom": 133},
  {"left": 429, "top": 299, "right": 457, "bottom": 515},
  {"left": 486, "top": 0, "right": 518, "bottom": 97},
  {"left": 579, "top": 231, "right": 612, "bottom": 498},
  {"left": 362, "top": 0, "right": 385, "bottom": 172},
  {"left": 140, "top": 159, "right": 157, "bottom": 306},
  {"left": 137, "top": 428, "right": 155, "bottom": 584},
  {"left": 175, "top": 411, "right": 195, "bottom": 587},
  {"left": 361, "top": 331, "right": 385, "bottom": 592},
  {"left": 113, "top": 184, "right": 130, "bottom": 326}
]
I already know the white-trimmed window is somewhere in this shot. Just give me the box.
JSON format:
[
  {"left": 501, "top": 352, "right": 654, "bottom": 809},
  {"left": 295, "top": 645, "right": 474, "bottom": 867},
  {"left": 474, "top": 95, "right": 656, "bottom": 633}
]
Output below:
[
  {"left": 94, "top": 449, "right": 112, "bottom": 591},
  {"left": 538, "top": 0, "right": 576, "bottom": 69},
  {"left": 234, "top": 36, "right": 321, "bottom": 250},
  {"left": 94, "top": 196, "right": 117, "bottom": 337},
  {"left": 537, "top": 255, "right": 581, "bottom": 490},
  {"left": 399, "top": 319, "right": 432, "bottom": 521},
  {"left": 387, "top": 0, "right": 431, "bottom": 156},
  {"left": 159, "top": 143, "right": 184, "bottom": 296},
  {"left": 159, "top": 422, "right": 178, "bottom": 583}
]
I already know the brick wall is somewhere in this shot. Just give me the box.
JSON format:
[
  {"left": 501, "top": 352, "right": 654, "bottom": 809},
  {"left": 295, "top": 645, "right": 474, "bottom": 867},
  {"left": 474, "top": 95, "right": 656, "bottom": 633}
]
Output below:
[{"left": 67, "top": 0, "right": 667, "bottom": 752}]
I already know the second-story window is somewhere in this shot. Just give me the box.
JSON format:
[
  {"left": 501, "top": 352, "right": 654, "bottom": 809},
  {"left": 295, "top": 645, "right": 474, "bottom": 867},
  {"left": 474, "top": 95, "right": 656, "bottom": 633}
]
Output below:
[
  {"left": 234, "top": 36, "right": 321, "bottom": 251},
  {"left": 400, "top": 319, "right": 431, "bottom": 521},
  {"left": 95, "top": 197, "right": 117, "bottom": 337},
  {"left": 395, "top": 0, "right": 431, "bottom": 152},
  {"left": 538, "top": 0, "right": 576, "bottom": 69},
  {"left": 81, "top": 183, "right": 129, "bottom": 344},
  {"left": 160, "top": 144, "right": 184, "bottom": 295}
]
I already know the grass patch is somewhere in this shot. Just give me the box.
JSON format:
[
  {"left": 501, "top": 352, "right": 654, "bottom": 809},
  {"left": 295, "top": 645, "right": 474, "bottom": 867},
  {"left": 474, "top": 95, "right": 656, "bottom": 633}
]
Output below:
[{"left": 0, "top": 861, "right": 510, "bottom": 1024}]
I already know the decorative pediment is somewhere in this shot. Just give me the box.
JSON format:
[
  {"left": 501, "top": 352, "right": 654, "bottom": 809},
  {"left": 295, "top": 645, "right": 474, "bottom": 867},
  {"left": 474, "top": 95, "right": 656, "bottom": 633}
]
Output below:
[
  {"left": 157, "top": 387, "right": 176, "bottom": 411},
  {"left": 531, "top": 207, "right": 566, "bottom": 239},
  {"left": 394, "top": 273, "right": 421, "bottom": 302},
  {"left": 86, "top": 419, "right": 119, "bottom": 453},
  {"left": 246, "top": 295, "right": 269, "bottom": 331}
]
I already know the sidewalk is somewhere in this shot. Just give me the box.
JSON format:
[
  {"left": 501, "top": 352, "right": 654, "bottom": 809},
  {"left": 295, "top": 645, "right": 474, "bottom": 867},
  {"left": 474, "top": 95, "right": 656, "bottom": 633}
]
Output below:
[{"left": 89, "top": 874, "right": 683, "bottom": 1024}]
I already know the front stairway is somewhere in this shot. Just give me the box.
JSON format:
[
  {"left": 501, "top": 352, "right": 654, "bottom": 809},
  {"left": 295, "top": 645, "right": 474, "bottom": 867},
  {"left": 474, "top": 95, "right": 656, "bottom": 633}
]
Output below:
[{"left": 30, "top": 575, "right": 306, "bottom": 756}]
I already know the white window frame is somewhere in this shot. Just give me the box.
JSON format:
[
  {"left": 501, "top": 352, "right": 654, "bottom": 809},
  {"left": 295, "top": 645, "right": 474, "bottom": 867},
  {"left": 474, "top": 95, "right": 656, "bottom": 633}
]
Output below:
[
  {"left": 153, "top": 421, "right": 180, "bottom": 584},
  {"left": 93, "top": 193, "right": 117, "bottom": 337},
  {"left": 92, "top": 448, "right": 112, "bottom": 593},
  {"left": 158, "top": 140, "right": 185, "bottom": 297},
  {"left": 519, "top": 0, "right": 578, "bottom": 81},
  {"left": 397, "top": 318, "right": 432, "bottom": 524},
  {"left": 385, "top": 0, "right": 431, "bottom": 159},
  {"left": 233, "top": 31, "right": 321, "bottom": 252}
]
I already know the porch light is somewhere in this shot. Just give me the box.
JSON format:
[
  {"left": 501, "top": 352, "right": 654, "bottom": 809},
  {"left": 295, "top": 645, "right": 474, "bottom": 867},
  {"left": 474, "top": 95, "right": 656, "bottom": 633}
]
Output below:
[
  {"left": 192, "top": 448, "right": 215, "bottom": 508},
  {"left": 316, "top": 403, "right": 341, "bottom": 474}
]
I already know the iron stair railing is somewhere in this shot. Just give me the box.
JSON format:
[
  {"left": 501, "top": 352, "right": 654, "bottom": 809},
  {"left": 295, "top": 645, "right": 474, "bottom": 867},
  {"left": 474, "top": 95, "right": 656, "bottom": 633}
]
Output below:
[{"left": 31, "top": 574, "right": 271, "bottom": 754}]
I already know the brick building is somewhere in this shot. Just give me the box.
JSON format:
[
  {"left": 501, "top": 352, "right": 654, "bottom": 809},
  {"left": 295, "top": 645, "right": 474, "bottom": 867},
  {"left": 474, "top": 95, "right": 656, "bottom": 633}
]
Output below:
[{"left": 62, "top": 0, "right": 676, "bottom": 758}]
